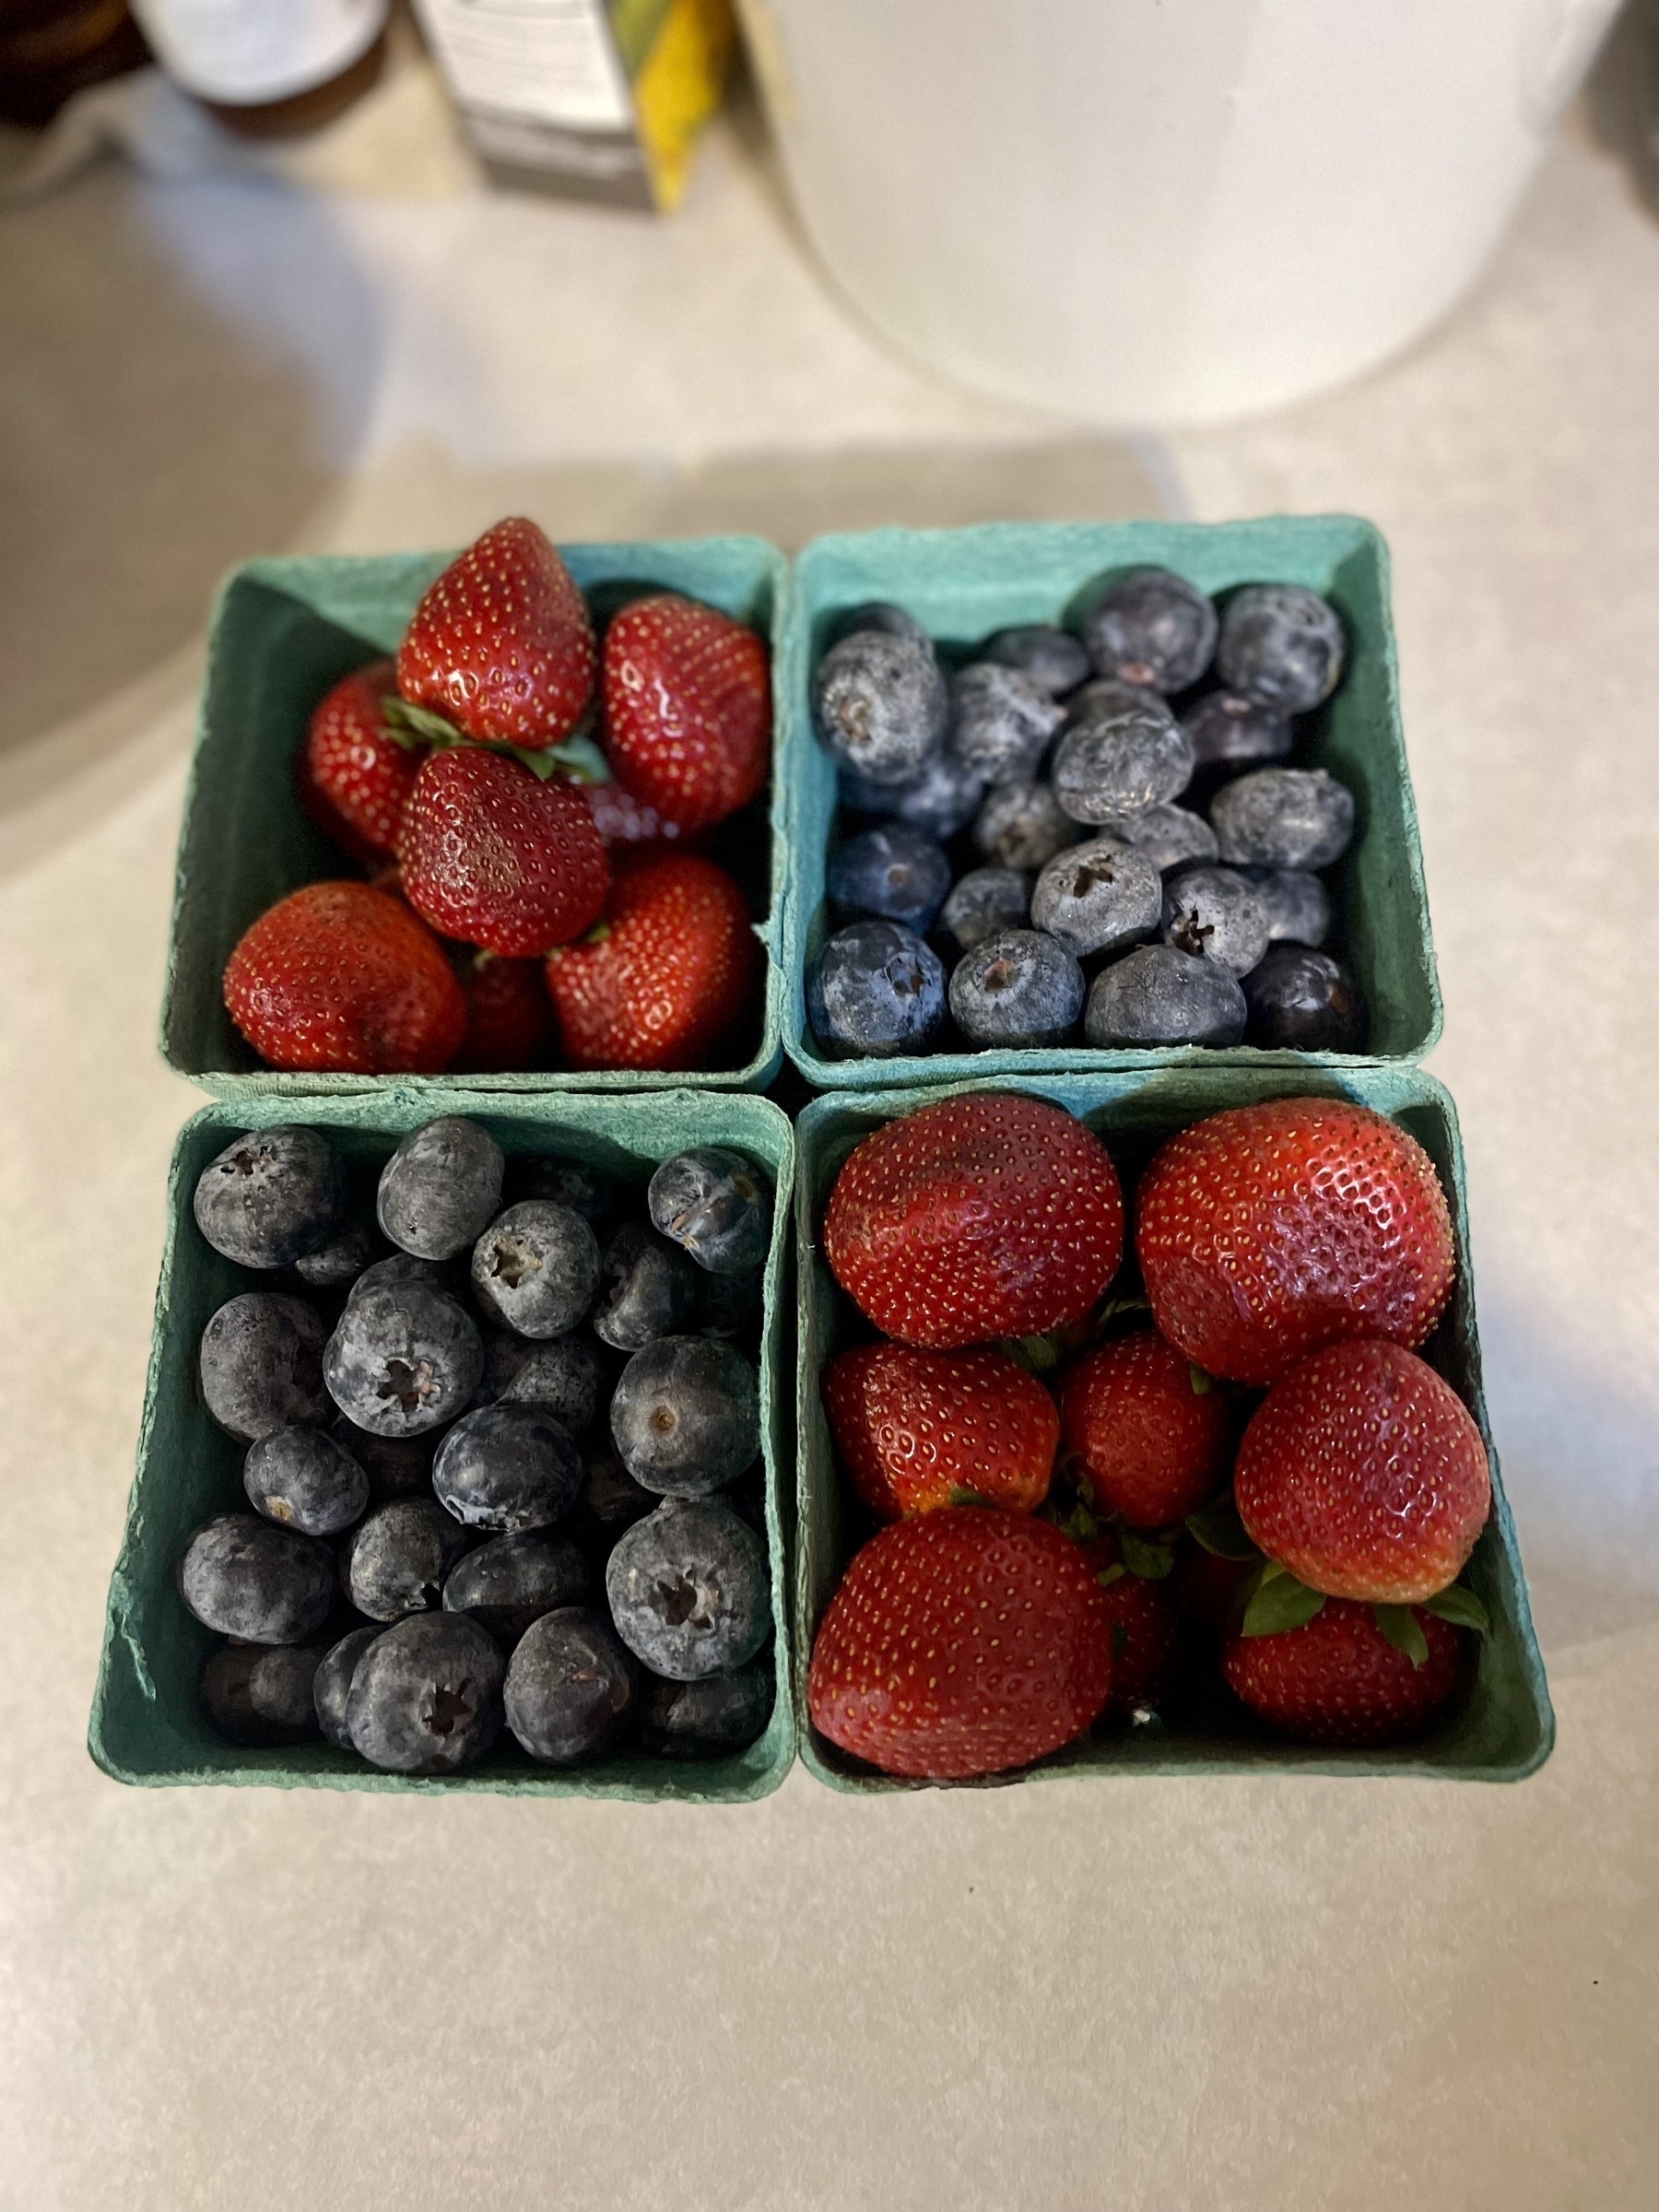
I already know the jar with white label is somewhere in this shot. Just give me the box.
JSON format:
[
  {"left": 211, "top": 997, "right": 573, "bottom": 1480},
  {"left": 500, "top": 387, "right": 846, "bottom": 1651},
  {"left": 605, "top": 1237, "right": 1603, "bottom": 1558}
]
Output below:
[{"left": 130, "top": 0, "right": 389, "bottom": 135}]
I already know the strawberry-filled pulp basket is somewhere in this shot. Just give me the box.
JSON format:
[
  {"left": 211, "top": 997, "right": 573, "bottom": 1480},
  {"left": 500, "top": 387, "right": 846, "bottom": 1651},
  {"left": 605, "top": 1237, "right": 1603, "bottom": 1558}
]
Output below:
[
  {"left": 90, "top": 1087, "right": 795, "bottom": 1801},
  {"left": 780, "top": 515, "right": 1442, "bottom": 1088},
  {"left": 793, "top": 1066, "right": 1551, "bottom": 1790},
  {"left": 162, "top": 536, "right": 788, "bottom": 1096}
]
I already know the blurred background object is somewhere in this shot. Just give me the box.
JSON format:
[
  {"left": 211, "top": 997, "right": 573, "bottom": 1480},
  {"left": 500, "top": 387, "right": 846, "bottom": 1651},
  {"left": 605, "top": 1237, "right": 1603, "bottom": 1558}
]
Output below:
[
  {"left": 0, "top": 0, "right": 148, "bottom": 124},
  {"left": 128, "top": 0, "right": 389, "bottom": 135},
  {"left": 736, "top": 0, "right": 1628, "bottom": 426}
]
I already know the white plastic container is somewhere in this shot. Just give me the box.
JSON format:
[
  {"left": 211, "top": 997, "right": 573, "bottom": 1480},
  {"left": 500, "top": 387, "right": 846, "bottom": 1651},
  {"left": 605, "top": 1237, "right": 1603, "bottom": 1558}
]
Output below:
[{"left": 737, "top": 0, "right": 1620, "bottom": 426}]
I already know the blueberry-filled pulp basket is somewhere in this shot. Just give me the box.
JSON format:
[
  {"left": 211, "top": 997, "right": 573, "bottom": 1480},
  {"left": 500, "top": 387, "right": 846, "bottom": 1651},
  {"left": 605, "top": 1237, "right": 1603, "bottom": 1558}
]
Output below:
[
  {"left": 163, "top": 536, "right": 788, "bottom": 1096},
  {"left": 794, "top": 1066, "right": 1550, "bottom": 1790},
  {"left": 782, "top": 516, "right": 1441, "bottom": 1088},
  {"left": 91, "top": 1088, "right": 795, "bottom": 1799}
]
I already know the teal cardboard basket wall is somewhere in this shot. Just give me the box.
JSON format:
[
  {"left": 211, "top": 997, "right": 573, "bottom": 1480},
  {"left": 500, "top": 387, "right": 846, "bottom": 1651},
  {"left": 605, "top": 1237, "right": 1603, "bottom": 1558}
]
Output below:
[
  {"left": 781, "top": 517, "right": 1443, "bottom": 1088},
  {"left": 794, "top": 1067, "right": 1551, "bottom": 1790},
  {"left": 162, "top": 537, "right": 788, "bottom": 1097},
  {"left": 91, "top": 1088, "right": 796, "bottom": 1801}
]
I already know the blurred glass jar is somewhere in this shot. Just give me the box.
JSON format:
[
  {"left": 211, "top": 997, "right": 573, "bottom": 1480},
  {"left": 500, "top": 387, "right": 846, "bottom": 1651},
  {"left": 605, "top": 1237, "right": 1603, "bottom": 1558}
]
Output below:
[
  {"left": 0, "top": 1, "right": 150, "bottom": 125},
  {"left": 130, "top": 0, "right": 388, "bottom": 135}
]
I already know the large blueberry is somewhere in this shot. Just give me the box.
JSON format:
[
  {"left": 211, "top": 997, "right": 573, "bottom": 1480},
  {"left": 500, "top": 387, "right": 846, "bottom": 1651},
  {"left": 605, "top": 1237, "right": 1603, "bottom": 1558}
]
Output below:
[
  {"left": 982, "top": 625, "right": 1090, "bottom": 697},
  {"left": 193, "top": 1124, "right": 345, "bottom": 1270},
  {"left": 606, "top": 1499, "right": 771, "bottom": 1681},
  {"left": 648, "top": 1147, "right": 772, "bottom": 1276},
  {"left": 432, "top": 1403, "right": 582, "bottom": 1533},
  {"left": 610, "top": 1336, "right": 760, "bottom": 1498},
  {"left": 323, "top": 1281, "right": 483, "bottom": 1438},
  {"left": 949, "top": 664, "right": 1065, "bottom": 787},
  {"left": 470, "top": 1201, "right": 600, "bottom": 1338},
  {"left": 947, "top": 929, "right": 1085, "bottom": 1047},
  {"left": 346, "top": 1613, "right": 505, "bottom": 1773},
  {"left": 972, "top": 781, "right": 1080, "bottom": 873},
  {"left": 938, "top": 866, "right": 1030, "bottom": 955},
  {"left": 1211, "top": 767, "right": 1355, "bottom": 870},
  {"left": 1244, "top": 865, "right": 1331, "bottom": 947},
  {"left": 346, "top": 1253, "right": 456, "bottom": 1306},
  {"left": 312, "top": 1624, "right": 383, "bottom": 1748},
  {"left": 343, "top": 1500, "right": 472, "bottom": 1621},
  {"left": 840, "top": 749, "right": 985, "bottom": 841},
  {"left": 636, "top": 1658, "right": 775, "bottom": 1759},
  {"left": 442, "top": 1529, "right": 588, "bottom": 1646},
  {"left": 1217, "top": 584, "right": 1346, "bottom": 713},
  {"left": 1243, "top": 943, "right": 1368, "bottom": 1051},
  {"left": 813, "top": 629, "right": 947, "bottom": 786},
  {"left": 1030, "top": 839, "right": 1162, "bottom": 959},
  {"left": 1160, "top": 865, "right": 1272, "bottom": 976},
  {"left": 1181, "top": 688, "right": 1294, "bottom": 773},
  {"left": 243, "top": 1425, "right": 370, "bottom": 1536},
  {"left": 1084, "top": 943, "right": 1247, "bottom": 1047},
  {"left": 199, "top": 1293, "right": 329, "bottom": 1443},
  {"left": 829, "top": 822, "right": 952, "bottom": 932},
  {"left": 1100, "top": 802, "right": 1218, "bottom": 874},
  {"left": 1083, "top": 569, "right": 1218, "bottom": 693},
  {"left": 503, "top": 1606, "right": 635, "bottom": 1763},
  {"left": 377, "top": 1118, "right": 504, "bottom": 1261},
  {"left": 200, "top": 1641, "right": 323, "bottom": 1746},
  {"left": 807, "top": 919, "right": 947, "bottom": 1060},
  {"left": 179, "top": 1513, "right": 335, "bottom": 1643},
  {"left": 1053, "top": 699, "right": 1194, "bottom": 823},
  {"left": 593, "top": 1221, "right": 699, "bottom": 1352},
  {"left": 480, "top": 1331, "right": 605, "bottom": 1434}
]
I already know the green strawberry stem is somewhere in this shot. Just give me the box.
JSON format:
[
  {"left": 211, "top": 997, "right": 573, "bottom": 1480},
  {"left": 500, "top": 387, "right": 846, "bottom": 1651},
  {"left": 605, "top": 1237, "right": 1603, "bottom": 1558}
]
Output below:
[
  {"left": 1372, "top": 1604, "right": 1430, "bottom": 1666},
  {"left": 1239, "top": 1563, "right": 1326, "bottom": 1638},
  {"left": 380, "top": 695, "right": 612, "bottom": 785},
  {"left": 1185, "top": 1490, "right": 1262, "bottom": 1562}
]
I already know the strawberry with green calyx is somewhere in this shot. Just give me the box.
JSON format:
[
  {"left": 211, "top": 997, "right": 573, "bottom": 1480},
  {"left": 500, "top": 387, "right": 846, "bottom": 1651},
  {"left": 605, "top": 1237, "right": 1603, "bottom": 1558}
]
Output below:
[
  {"left": 806, "top": 1506, "right": 1115, "bottom": 1781},
  {"left": 823, "top": 1092, "right": 1124, "bottom": 1352},
  {"left": 1075, "top": 1531, "right": 1186, "bottom": 1720},
  {"left": 395, "top": 517, "right": 595, "bottom": 748},
  {"left": 397, "top": 747, "right": 610, "bottom": 959},
  {"left": 1222, "top": 1594, "right": 1470, "bottom": 1747},
  {"left": 822, "top": 1343, "right": 1058, "bottom": 1522},
  {"left": 544, "top": 852, "right": 757, "bottom": 1071},
  {"left": 1059, "top": 1328, "right": 1233, "bottom": 1529},
  {"left": 298, "top": 658, "right": 418, "bottom": 865},
  {"left": 1234, "top": 1337, "right": 1491, "bottom": 1604},
  {"left": 222, "top": 880, "right": 466, "bottom": 1075},
  {"left": 603, "top": 592, "right": 771, "bottom": 833}
]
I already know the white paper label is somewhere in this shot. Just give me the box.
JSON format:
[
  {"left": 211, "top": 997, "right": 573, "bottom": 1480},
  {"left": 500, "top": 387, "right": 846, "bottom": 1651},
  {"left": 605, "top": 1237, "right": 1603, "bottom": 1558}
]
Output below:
[
  {"left": 414, "top": 0, "right": 633, "bottom": 132},
  {"left": 131, "top": 0, "right": 388, "bottom": 103}
]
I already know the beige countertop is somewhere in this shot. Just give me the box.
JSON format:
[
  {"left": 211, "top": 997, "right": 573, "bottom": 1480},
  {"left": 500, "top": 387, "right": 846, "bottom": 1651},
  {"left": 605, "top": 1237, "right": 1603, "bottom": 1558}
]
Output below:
[{"left": 2, "top": 47, "right": 1656, "bottom": 2211}]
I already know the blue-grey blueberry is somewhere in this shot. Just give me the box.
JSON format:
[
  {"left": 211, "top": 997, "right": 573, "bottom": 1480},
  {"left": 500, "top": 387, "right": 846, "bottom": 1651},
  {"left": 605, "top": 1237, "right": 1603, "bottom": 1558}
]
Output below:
[
  {"left": 324, "top": 1281, "right": 483, "bottom": 1438},
  {"left": 807, "top": 919, "right": 947, "bottom": 1059},
  {"left": 1031, "top": 839, "right": 1162, "bottom": 958},
  {"left": 593, "top": 1221, "right": 698, "bottom": 1352},
  {"left": 1243, "top": 944, "right": 1368, "bottom": 1052},
  {"left": 179, "top": 1512, "right": 335, "bottom": 1643},
  {"left": 1100, "top": 802, "right": 1218, "bottom": 874},
  {"left": 442, "top": 1529, "right": 588, "bottom": 1646},
  {"left": 293, "top": 1211, "right": 387, "bottom": 1291},
  {"left": 470, "top": 1201, "right": 600, "bottom": 1337},
  {"left": 200, "top": 1293, "right": 329, "bottom": 1442},
  {"left": 1217, "top": 584, "right": 1346, "bottom": 712},
  {"left": 972, "top": 781, "right": 1080, "bottom": 873},
  {"left": 193, "top": 1124, "right": 345, "bottom": 1269},
  {"left": 1181, "top": 688, "right": 1294, "bottom": 772},
  {"left": 938, "top": 866, "right": 1030, "bottom": 954},
  {"left": 611, "top": 1335, "right": 760, "bottom": 1497},
  {"left": 829, "top": 822, "right": 952, "bottom": 931},
  {"left": 1244, "top": 866, "right": 1331, "bottom": 947},
  {"left": 503, "top": 1606, "right": 635, "bottom": 1763},
  {"left": 313, "top": 1625, "right": 383, "bottom": 1748},
  {"left": 346, "top": 1612, "right": 504, "bottom": 1773},
  {"left": 825, "top": 601, "right": 932, "bottom": 650},
  {"left": 433, "top": 1403, "right": 583, "bottom": 1533},
  {"left": 983, "top": 625, "right": 1090, "bottom": 696},
  {"left": 947, "top": 929, "right": 1085, "bottom": 1047},
  {"left": 606, "top": 1499, "right": 771, "bottom": 1681},
  {"left": 637, "top": 1658, "right": 775, "bottom": 1759},
  {"left": 1053, "top": 698, "right": 1194, "bottom": 822},
  {"left": 648, "top": 1147, "right": 772, "bottom": 1276},
  {"left": 1211, "top": 767, "right": 1355, "bottom": 869},
  {"left": 200, "top": 1641, "right": 322, "bottom": 1746},
  {"left": 503, "top": 1156, "right": 618, "bottom": 1227},
  {"left": 813, "top": 629, "right": 948, "bottom": 786},
  {"left": 243, "top": 1425, "right": 370, "bottom": 1536},
  {"left": 1084, "top": 944, "right": 1248, "bottom": 1047},
  {"left": 948, "top": 663, "right": 1065, "bottom": 786},
  {"left": 840, "top": 750, "right": 985, "bottom": 841},
  {"left": 480, "top": 1331, "right": 605, "bottom": 1433},
  {"left": 1160, "top": 865, "right": 1272, "bottom": 975},
  {"left": 1083, "top": 568, "right": 1218, "bottom": 693},
  {"left": 343, "top": 1500, "right": 473, "bottom": 1622},
  {"left": 377, "top": 1117, "right": 504, "bottom": 1261}
]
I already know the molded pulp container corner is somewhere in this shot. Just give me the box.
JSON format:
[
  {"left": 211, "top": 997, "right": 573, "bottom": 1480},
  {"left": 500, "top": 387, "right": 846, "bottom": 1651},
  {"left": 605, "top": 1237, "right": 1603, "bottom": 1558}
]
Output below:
[
  {"left": 794, "top": 1065, "right": 1550, "bottom": 1790},
  {"left": 92, "top": 1088, "right": 795, "bottom": 1801},
  {"left": 781, "top": 516, "right": 1441, "bottom": 1088},
  {"left": 163, "top": 537, "right": 789, "bottom": 1097}
]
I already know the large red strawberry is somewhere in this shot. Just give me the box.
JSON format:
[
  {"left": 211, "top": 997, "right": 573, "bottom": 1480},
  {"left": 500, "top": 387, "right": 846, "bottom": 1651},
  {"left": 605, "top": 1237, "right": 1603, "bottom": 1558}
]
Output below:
[
  {"left": 603, "top": 593, "right": 771, "bottom": 833},
  {"left": 821, "top": 1344, "right": 1058, "bottom": 1521},
  {"left": 397, "top": 747, "right": 609, "bottom": 959},
  {"left": 1223, "top": 1596, "right": 1465, "bottom": 1747},
  {"left": 1060, "top": 1330, "right": 1232, "bottom": 1528},
  {"left": 396, "top": 517, "right": 595, "bottom": 747},
  {"left": 223, "top": 881, "right": 466, "bottom": 1074},
  {"left": 1136, "top": 1097, "right": 1455, "bottom": 1385},
  {"left": 544, "top": 853, "right": 757, "bottom": 1070},
  {"left": 1234, "top": 1337, "right": 1490, "bottom": 1603},
  {"left": 297, "top": 659, "right": 418, "bottom": 864},
  {"left": 449, "top": 948, "right": 549, "bottom": 1072},
  {"left": 807, "top": 1507, "right": 1114, "bottom": 1780},
  {"left": 823, "top": 1093, "right": 1124, "bottom": 1350}
]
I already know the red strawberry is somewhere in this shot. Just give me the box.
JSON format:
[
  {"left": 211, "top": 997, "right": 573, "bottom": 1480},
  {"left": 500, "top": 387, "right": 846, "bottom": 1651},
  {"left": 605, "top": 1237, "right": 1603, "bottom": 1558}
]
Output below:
[
  {"left": 1223, "top": 1596, "right": 1465, "bottom": 1747},
  {"left": 297, "top": 659, "right": 418, "bottom": 864},
  {"left": 822, "top": 1092, "right": 1124, "bottom": 1350},
  {"left": 1171, "top": 1543, "right": 1254, "bottom": 1635},
  {"left": 398, "top": 747, "right": 609, "bottom": 959},
  {"left": 396, "top": 517, "right": 595, "bottom": 747},
  {"left": 1059, "top": 1330, "right": 1232, "bottom": 1529},
  {"left": 585, "top": 779, "right": 683, "bottom": 848},
  {"left": 821, "top": 1344, "right": 1058, "bottom": 1521},
  {"left": 1234, "top": 1337, "right": 1490, "bottom": 1604},
  {"left": 450, "top": 949, "right": 549, "bottom": 1073},
  {"left": 603, "top": 593, "right": 770, "bottom": 833},
  {"left": 544, "top": 852, "right": 757, "bottom": 1071},
  {"left": 807, "top": 1507, "right": 1114, "bottom": 1780},
  {"left": 1136, "top": 1098, "right": 1455, "bottom": 1385},
  {"left": 1077, "top": 1538, "right": 1186, "bottom": 1719},
  {"left": 223, "top": 880, "right": 466, "bottom": 1074}
]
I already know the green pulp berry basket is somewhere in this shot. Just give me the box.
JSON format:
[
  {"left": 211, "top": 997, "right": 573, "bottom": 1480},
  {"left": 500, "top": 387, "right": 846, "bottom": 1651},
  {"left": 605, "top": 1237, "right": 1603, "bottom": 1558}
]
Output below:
[
  {"left": 90, "top": 1088, "right": 795, "bottom": 1800},
  {"left": 162, "top": 536, "right": 788, "bottom": 1098},
  {"left": 794, "top": 1066, "right": 1551, "bottom": 1790},
  {"left": 781, "top": 516, "right": 1441, "bottom": 1088}
]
